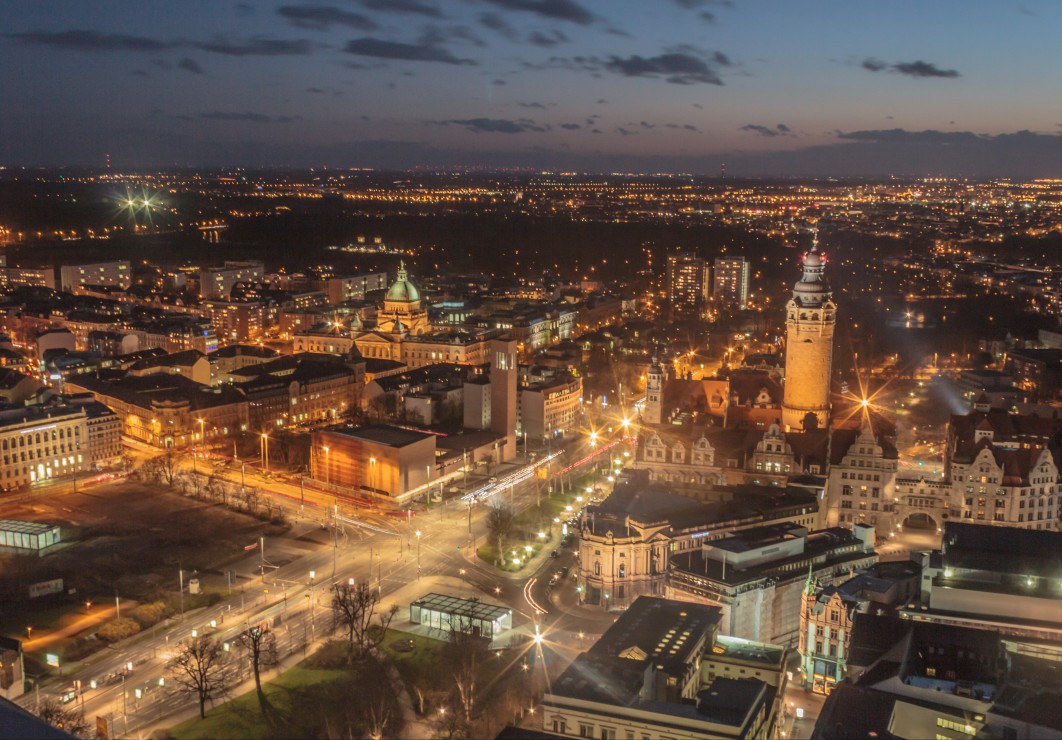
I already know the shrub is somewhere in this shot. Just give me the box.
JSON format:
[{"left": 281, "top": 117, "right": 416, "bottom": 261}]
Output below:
[
  {"left": 97, "top": 617, "right": 141, "bottom": 643},
  {"left": 63, "top": 637, "right": 104, "bottom": 662},
  {"left": 129, "top": 601, "right": 167, "bottom": 628}
]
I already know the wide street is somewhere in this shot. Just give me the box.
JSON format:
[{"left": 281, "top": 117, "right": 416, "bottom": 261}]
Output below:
[{"left": 16, "top": 430, "right": 626, "bottom": 734}]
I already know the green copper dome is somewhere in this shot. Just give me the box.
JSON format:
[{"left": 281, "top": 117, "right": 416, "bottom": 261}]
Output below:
[{"left": 385, "top": 260, "right": 421, "bottom": 302}]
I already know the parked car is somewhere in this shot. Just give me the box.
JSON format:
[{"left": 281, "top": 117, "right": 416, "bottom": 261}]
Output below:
[{"left": 549, "top": 549, "right": 559, "bottom": 558}]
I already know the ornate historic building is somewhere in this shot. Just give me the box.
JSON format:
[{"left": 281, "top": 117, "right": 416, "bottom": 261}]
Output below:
[{"left": 781, "top": 246, "right": 836, "bottom": 432}]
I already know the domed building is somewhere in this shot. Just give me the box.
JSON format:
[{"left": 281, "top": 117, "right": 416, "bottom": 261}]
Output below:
[
  {"left": 376, "top": 261, "right": 430, "bottom": 335},
  {"left": 353, "top": 260, "right": 433, "bottom": 361}
]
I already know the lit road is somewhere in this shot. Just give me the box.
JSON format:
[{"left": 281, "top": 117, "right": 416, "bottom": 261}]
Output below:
[{"left": 21, "top": 434, "right": 625, "bottom": 733}]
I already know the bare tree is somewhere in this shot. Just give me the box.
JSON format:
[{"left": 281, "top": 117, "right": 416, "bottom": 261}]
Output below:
[
  {"left": 485, "top": 501, "right": 515, "bottom": 556},
  {"left": 237, "top": 622, "right": 277, "bottom": 713},
  {"left": 207, "top": 471, "right": 229, "bottom": 505},
  {"left": 36, "top": 697, "right": 89, "bottom": 737},
  {"left": 330, "top": 581, "right": 398, "bottom": 661},
  {"left": 444, "top": 603, "right": 489, "bottom": 728},
  {"left": 167, "top": 634, "right": 231, "bottom": 719}
]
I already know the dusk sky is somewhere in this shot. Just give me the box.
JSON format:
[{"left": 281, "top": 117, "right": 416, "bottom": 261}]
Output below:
[{"left": 4, "top": 1, "right": 1062, "bottom": 176}]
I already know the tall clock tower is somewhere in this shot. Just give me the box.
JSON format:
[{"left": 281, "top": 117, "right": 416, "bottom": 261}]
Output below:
[{"left": 782, "top": 245, "right": 836, "bottom": 432}]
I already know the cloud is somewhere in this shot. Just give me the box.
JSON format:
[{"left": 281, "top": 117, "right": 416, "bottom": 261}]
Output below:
[
  {"left": 528, "top": 29, "right": 570, "bottom": 47},
  {"left": 518, "top": 102, "right": 547, "bottom": 109},
  {"left": 177, "top": 57, "right": 204, "bottom": 74},
  {"left": 861, "top": 57, "right": 960, "bottom": 78},
  {"left": 741, "top": 123, "right": 793, "bottom": 137},
  {"left": 492, "top": 78, "right": 507, "bottom": 85},
  {"left": 478, "top": 13, "right": 520, "bottom": 40},
  {"left": 834, "top": 128, "right": 982, "bottom": 145},
  {"left": 418, "top": 25, "right": 485, "bottom": 48},
  {"left": 195, "top": 37, "right": 313, "bottom": 56},
  {"left": 277, "top": 5, "right": 377, "bottom": 31},
  {"left": 893, "top": 60, "right": 959, "bottom": 78},
  {"left": 8, "top": 29, "right": 172, "bottom": 52},
  {"left": 603, "top": 51, "right": 728, "bottom": 85},
  {"left": 616, "top": 127, "right": 637, "bottom": 136},
  {"left": 199, "top": 111, "right": 300, "bottom": 123},
  {"left": 343, "top": 38, "right": 475, "bottom": 64},
  {"left": 480, "top": 0, "right": 594, "bottom": 25},
  {"left": 438, "top": 117, "right": 545, "bottom": 133},
  {"left": 559, "top": 122, "right": 581, "bottom": 130},
  {"left": 358, "top": 0, "right": 443, "bottom": 17}
]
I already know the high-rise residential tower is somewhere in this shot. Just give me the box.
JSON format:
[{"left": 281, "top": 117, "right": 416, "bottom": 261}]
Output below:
[
  {"left": 781, "top": 246, "right": 835, "bottom": 432},
  {"left": 712, "top": 256, "right": 749, "bottom": 307},
  {"left": 666, "top": 253, "right": 708, "bottom": 319}
]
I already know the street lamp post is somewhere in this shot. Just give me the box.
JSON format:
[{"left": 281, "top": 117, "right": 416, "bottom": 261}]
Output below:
[
  {"left": 308, "top": 571, "right": 316, "bottom": 636},
  {"left": 415, "top": 530, "right": 421, "bottom": 574},
  {"left": 261, "top": 433, "right": 269, "bottom": 472}
]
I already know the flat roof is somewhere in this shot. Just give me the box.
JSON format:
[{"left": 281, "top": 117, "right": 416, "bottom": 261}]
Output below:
[
  {"left": 0, "top": 520, "right": 58, "bottom": 535},
  {"left": 711, "top": 636, "right": 787, "bottom": 667},
  {"left": 410, "top": 593, "right": 510, "bottom": 622},
  {"left": 331, "top": 424, "right": 435, "bottom": 447}
]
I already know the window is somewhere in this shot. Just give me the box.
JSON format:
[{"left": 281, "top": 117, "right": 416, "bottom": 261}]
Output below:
[{"left": 579, "top": 724, "right": 593, "bottom": 738}]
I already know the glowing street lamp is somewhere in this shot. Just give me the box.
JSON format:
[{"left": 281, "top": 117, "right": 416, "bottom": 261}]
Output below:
[{"left": 261, "top": 433, "right": 270, "bottom": 471}]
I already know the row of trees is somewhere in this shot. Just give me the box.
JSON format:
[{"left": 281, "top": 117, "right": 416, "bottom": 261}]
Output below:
[{"left": 137, "top": 451, "right": 284, "bottom": 520}]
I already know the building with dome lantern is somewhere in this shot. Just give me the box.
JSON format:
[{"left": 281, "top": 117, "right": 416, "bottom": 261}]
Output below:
[
  {"left": 375, "top": 260, "right": 430, "bottom": 335},
  {"left": 781, "top": 245, "right": 836, "bottom": 432}
]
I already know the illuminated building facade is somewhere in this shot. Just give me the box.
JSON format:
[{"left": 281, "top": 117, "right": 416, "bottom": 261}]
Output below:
[{"left": 781, "top": 246, "right": 835, "bottom": 432}]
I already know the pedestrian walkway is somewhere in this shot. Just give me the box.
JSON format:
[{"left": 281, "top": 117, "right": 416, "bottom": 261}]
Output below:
[{"left": 23, "top": 599, "right": 139, "bottom": 653}]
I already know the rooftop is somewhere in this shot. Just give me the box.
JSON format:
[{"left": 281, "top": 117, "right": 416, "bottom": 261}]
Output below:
[{"left": 328, "top": 424, "right": 434, "bottom": 448}]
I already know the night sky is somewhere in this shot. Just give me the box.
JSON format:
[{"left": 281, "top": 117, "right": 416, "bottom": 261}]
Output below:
[{"left": 4, "top": 1, "right": 1062, "bottom": 176}]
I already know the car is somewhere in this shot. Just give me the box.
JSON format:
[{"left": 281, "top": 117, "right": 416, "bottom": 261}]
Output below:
[
  {"left": 559, "top": 566, "right": 569, "bottom": 577},
  {"left": 549, "top": 549, "right": 559, "bottom": 558},
  {"left": 548, "top": 574, "right": 560, "bottom": 586}
]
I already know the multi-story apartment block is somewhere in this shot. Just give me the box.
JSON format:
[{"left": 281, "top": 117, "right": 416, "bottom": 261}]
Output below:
[
  {"left": 59, "top": 261, "right": 131, "bottom": 293},
  {"left": 199, "top": 260, "right": 264, "bottom": 300},
  {"left": 322, "top": 273, "right": 388, "bottom": 304},
  {"left": 517, "top": 370, "right": 582, "bottom": 441},
  {"left": 666, "top": 253, "right": 708, "bottom": 319},
  {"left": 713, "top": 256, "right": 750, "bottom": 307}
]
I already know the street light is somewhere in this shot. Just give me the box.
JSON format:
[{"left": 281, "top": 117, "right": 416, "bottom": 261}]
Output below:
[
  {"left": 261, "top": 433, "right": 270, "bottom": 471},
  {"left": 369, "top": 456, "right": 376, "bottom": 493},
  {"left": 415, "top": 530, "right": 421, "bottom": 572}
]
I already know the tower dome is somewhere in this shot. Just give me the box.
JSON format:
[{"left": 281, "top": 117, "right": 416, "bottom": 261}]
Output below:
[
  {"left": 385, "top": 260, "right": 421, "bottom": 303},
  {"left": 791, "top": 246, "right": 831, "bottom": 306}
]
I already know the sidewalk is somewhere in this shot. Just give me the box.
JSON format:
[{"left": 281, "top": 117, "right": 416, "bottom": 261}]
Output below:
[{"left": 24, "top": 599, "right": 139, "bottom": 653}]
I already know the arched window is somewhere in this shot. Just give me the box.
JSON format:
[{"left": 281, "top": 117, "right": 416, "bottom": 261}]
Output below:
[
  {"left": 618, "top": 563, "right": 626, "bottom": 578},
  {"left": 594, "top": 561, "right": 601, "bottom": 576}
]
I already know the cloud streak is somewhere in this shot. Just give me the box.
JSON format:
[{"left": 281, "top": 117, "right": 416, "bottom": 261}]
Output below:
[
  {"left": 200, "top": 111, "right": 300, "bottom": 123},
  {"left": 344, "top": 38, "right": 475, "bottom": 64},
  {"left": 862, "top": 58, "right": 960, "bottom": 78},
  {"left": 741, "top": 123, "right": 792, "bottom": 137},
  {"left": 480, "top": 0, "right": 594, "bottom": 25},
  {"left": 438, "top": 117, "right": 546, "bottom": 133},
  {"left": 8, "top": 30, "right": 173, "bottom": 52},
  {"left": 277, "top": 5, "right": 377, "bottom": 31}
]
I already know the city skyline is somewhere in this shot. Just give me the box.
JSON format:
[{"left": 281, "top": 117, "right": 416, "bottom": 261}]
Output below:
[{"left": 4, "top": 1, "right": 1062, "bottom": 176}]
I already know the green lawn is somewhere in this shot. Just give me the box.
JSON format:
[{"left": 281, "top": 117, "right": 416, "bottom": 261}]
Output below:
[{"left": 168, "top": 662, "right": 347, "bottom": 739}]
